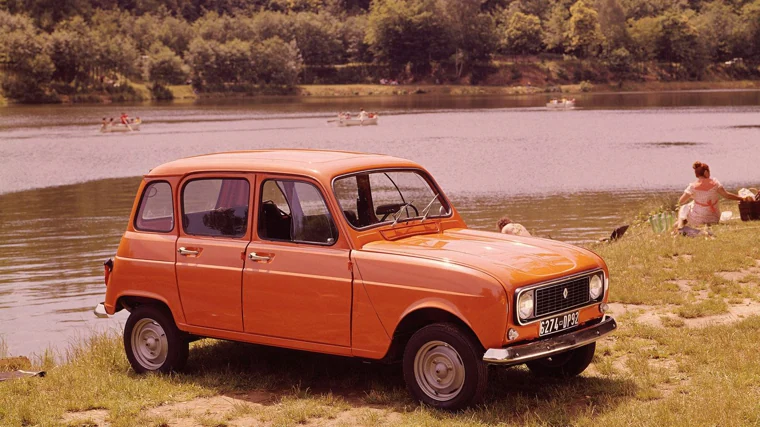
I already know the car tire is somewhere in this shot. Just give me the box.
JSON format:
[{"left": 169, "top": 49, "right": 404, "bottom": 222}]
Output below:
[
  {"left": 526, "top": 343, "right": 595, "bottom": 378},
  {"left": 402, "top": 323, "right": 488, "bottom": 410},
  {"left": 124, "top": 305, "right": 189, "bottom": 374}
]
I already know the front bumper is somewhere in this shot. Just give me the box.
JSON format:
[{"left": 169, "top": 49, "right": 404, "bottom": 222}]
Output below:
[
  {"left": 93, "top": 302, "right": 109, "bottom": 318},
  {"left": 483, "top": 316, "right": 617, "bottom": 365}
]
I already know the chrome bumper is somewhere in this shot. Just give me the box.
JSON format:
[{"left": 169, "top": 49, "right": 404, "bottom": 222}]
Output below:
[
  {"left": 483, "top": 316, "right": 617, "bottom": 365},
  {"left": 93, "top": 302, "right": 109, "bottom": 318}
]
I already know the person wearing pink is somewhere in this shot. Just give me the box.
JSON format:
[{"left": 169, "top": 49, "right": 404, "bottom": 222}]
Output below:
[{"left": 677, "top": 161, "right": 747, "bottom": 228}]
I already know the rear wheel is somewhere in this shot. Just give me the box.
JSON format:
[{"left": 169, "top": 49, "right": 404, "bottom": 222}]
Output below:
[
  {"left": 124, "top": 305, "right": 188, "bottom": 373},
  {"left": 402, "top": 323, "right": 488, "bottom": 410},
  {"left": 526, "top": 343, "right": 595, "bottom": 378}
]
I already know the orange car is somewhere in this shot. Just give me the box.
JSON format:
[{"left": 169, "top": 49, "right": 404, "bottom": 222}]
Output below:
[{"left": 95, "top": 150, "right": 616, "bottom": 409}]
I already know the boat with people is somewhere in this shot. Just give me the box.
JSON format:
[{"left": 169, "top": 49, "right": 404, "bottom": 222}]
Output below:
[
  {"left": 335, "top": 110, "right": 379, "bottom": 127},
  {"left": 546, "top": 98, "right": 576, "bottom": 109},
  {"left": 101, "top": 122, "right": 141, "bottom": 133},
  {"left": 100, "top": 115, "right": 142, "bottom": 133}
]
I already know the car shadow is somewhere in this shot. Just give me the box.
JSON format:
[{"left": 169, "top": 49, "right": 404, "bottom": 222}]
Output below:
[{"left": 174, "top": 339, "right": 636, "bottom": 423}]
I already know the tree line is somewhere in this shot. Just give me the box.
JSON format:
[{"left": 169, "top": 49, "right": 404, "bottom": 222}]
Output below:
[{"left": 1, "top": 0, "right": 760, "bottom": 102}]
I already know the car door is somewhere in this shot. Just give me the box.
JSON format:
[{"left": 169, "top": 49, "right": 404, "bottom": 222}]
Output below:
[
  {"left": 242, "top": 177, "right": 352, "bottom": 347},
  {"left": 175, "top": 173, "right": 254, "bottom": 332}
]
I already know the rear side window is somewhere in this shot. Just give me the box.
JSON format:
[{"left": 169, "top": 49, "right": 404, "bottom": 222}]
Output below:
[
  {"left": 182, "top": 178, "right": 250, "bottom": 238},
  {"left": 135, "top": 181, "right": 174, "bottom": 233},
  {"left": 258, "top": 180, "right": 338, "bottom": 245}
]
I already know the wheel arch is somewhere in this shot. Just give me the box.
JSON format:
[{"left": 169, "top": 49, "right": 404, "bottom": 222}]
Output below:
[
  {"left": 116, "top": 293, "right": 183, "bottom": 325},
  {"left": 382, "top": 306, "right": 482, "bottom": 363}
]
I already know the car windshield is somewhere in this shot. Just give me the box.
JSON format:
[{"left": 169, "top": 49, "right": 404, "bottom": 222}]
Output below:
[{"left": 333, "top": 170, "right": 451, "bottom": 228}]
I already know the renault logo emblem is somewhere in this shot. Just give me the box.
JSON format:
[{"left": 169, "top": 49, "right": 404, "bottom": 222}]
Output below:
[{"left": 563, "top": 288, "right": 569, "bottom": 299}]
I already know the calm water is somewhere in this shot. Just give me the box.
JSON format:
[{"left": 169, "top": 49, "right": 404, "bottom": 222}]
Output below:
[{"left": 1, "top": 90, "right": 760, "bottom": 357}]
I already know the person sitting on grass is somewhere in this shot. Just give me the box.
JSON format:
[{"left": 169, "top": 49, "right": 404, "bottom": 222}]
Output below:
[
  {"left": 497, "top": 215, "right": 531, "bottom": 236},
  {"left": 677, "top": 161, "right": 750, "bottom": 230}
]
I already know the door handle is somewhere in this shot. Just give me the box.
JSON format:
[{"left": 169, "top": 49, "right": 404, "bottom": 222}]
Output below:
[
  {"left": 177, "top": 247, "right": 200, "bottom": 256},
  {"left": 248, "top": 252, "right": 271, "bottom": 262}
]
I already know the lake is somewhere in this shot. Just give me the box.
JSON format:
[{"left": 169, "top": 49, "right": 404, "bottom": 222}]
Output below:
[{"left": 1, "top": 90, "right": 759, "bottom": 357}]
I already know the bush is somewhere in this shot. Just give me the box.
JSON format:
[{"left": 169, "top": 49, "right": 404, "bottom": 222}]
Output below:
[
  {"left": 151, "top": 83, "right": 174, "bottom": 100},
  {"left": 608, "top": 47, "right": 633, "bottom": 74},
  {"left": 580, "top": 80, "right": 594, "bottom": 91}
]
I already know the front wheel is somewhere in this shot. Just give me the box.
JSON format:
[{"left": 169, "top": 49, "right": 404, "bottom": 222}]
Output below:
[
  {"left": 402, "top": 323, "right": 488, "bottom": 410},
  {"left": 526, "top": 343, "right": 595, "bottom": 378},
  {"left": 124, "top": 305, "right": 188, "bottom": 374}
]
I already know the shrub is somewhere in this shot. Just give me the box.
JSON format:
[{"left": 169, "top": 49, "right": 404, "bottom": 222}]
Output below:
[{"left": 580, "top": 80, "right": 594, "bottom": 91}]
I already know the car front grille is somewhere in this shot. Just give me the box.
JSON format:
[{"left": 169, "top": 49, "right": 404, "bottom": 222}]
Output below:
[{"left": 534, "top": 276, "right": 590, "bottom": 317}]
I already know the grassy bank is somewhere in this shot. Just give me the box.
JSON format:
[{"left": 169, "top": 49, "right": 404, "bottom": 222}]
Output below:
[{"left": 1, "top": 203, "right": 760, "bottom": 426}]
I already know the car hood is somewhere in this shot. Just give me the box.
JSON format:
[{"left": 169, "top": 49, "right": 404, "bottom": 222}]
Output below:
[{"left": 361, "top": 228, "right": 604, "bottom": 289}]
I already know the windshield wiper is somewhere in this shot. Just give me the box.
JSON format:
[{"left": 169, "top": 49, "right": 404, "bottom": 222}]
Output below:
[
  {"left": 420, "top": 194, "right": 440, "bottom": 222},
  {"left": 391, "top": 202, "right": 414, "bottom": 226}
]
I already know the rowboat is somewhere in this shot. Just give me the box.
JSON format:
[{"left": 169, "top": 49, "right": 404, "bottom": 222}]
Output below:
[
  {"left": 546, "top": 99, "right": 575, "bottom": 109},
  {"left": 338, "top": 116, "right": 379, "bottom": 127},
  {"left": 100, "top": 123, "right": 141, "bottom": 133}
]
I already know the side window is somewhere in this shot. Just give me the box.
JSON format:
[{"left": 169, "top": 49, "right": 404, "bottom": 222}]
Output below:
[
  {"left": 258, "top": 180, "right": 337, "bottom": 245},
  {"left": 182, "top": 178, "right": 250, "bottom": 237},
  {"left": 135, "top": 181, "right": 174, "bottom": 232}
]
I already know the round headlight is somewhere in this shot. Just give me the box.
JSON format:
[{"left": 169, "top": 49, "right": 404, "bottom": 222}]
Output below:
[
  {"left": 518, "top": 292, "right": 534, "bottom": 320},
  {"left": 590, "top": 274, "right": 603, "bottom": 300}
]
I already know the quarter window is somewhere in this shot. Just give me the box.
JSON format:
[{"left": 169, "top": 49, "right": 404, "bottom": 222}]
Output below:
[
  {"left": 258, "top": 180, "right": 337, "bottom": 245},
  {"left": 135, "top": 181, "right": 174, "bottom": 232},
  {"left": 182, "top": 178, "right": 250, "bottom": 237}
]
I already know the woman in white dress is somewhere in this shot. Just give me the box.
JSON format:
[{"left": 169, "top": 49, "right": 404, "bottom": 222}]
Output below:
[{"left": 677, "top": 161, "right": 747, "bottom": 228}]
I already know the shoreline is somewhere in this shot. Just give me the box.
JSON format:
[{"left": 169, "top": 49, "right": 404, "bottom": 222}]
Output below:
[{"left": 3, "top": 80, "right": 760, "bottom": 106}]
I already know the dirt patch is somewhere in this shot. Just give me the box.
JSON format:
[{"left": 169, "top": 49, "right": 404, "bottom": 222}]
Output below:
[
  {"left": 608, "top": 299, "right": 760, "bottom": 328},
  {"left": 62, "top": 409, "right": 110, "bottom": 426}
]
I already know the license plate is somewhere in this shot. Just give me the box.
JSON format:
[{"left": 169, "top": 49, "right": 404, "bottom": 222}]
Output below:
[{"left": 539, "top": 311, "right": 579, "bottom": 336}]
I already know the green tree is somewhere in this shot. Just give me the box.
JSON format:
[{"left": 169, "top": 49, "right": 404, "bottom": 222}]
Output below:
[
  {"left": 543, "top": 3, "right": 569, "bottom": 53},
  {"left": 252, "top": 36, "right": 303, "bottom": 85},
  {"left": 0, "top": 27, "right": 56, "bottom": 101},
  {"left": 440, "top": 0, "right": 498, "bottom": 77},
  {"left": 656, "top": 10, "right": 705, "bottom": 78},
  {"left": 503, "top": 11, "right": 543, "bottom": 55},
  {"left": 694, "top": 2, "right": 743, "bottom": 62},
  {"left": 292, "top": 12, "right": 343, "bottom": 65},
  {"left": 742, "top": 0, "right": 760, "bottom": 58},
  {"left": 628, "top": 15, "right": 662, "bottom": 61},
  {"left": 48, "top": 21, "right": 97, "bottom": 84},
  {"left": 566, "top": 0, "right": 605, "bottom": 57},
  {"left": 147, "top": 42, "right": 188, "bottom": 84},
  {"left": 365, "top": 0, "right": 451, "bottom": 75},
  {"left": 595, "top": 0, "right": 629, "bottom": 52}
]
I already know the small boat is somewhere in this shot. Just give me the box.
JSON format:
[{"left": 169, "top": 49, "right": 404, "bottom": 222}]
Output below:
[
  {"left": 100, "top": 122, "right": 141, "bottom": 133},
  {"left": 338, "top": 117, "right": 379, "bottom": 127},
  {"left": 334, "top": 112, "right": 379, "bottom": 127},
  {"left": 546, "top": 99, "right": 576, "bottom": 109}
]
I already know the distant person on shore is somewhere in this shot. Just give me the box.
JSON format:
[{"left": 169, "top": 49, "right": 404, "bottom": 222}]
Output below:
[
  {"left": 497, "top": 216, "right": 531, "bottom": 236},
  {"left": 677, "top": 161, "right": 750, "bottom": 229}
]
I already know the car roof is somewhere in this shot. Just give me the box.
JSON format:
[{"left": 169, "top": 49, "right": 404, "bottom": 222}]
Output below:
[{"left": 146, "top": 149, "right": 423, "bottom": 182}]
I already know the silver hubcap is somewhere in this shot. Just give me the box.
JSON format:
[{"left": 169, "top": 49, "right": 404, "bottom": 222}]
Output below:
[
  {"left": 131, "top": 318, "right": 168, "bottom": 370},
  {"left": 413, "top": 340, "right": 465, "bottom": 401}
]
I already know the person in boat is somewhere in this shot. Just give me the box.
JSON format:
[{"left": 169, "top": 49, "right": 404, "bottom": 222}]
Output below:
[
  {"left": 120, "top": 112, "right": 129, "bottom": 125},
  {"left": 134, "top": 117, "right": 141, "bottom": 125},
  {"left": 109, "top": 118, "right": 115, "bottom": 127},
  {"left": 677, "top": 161, "right": 750, "bottom": 229},
  {"left": 497, "top": 216, "right": 531, "bottom": 237},
  {"left": 101, "top": 117, "right": 108, "bottom": 130},
  {"left": 358, "top": 108, "right": 367, "bottom": 122}
]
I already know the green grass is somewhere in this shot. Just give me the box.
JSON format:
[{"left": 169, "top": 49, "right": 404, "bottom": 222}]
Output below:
[
  {"left": 1, "top": 201, "right": 759, "bottom": 426},
  {"left": 168, "top": 84, "right": 198, "bottom": 100}
]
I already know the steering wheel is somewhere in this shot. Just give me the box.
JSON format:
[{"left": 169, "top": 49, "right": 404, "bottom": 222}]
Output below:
[{"left": 262, "top": 200, "right": 290, "bottom": 219}]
